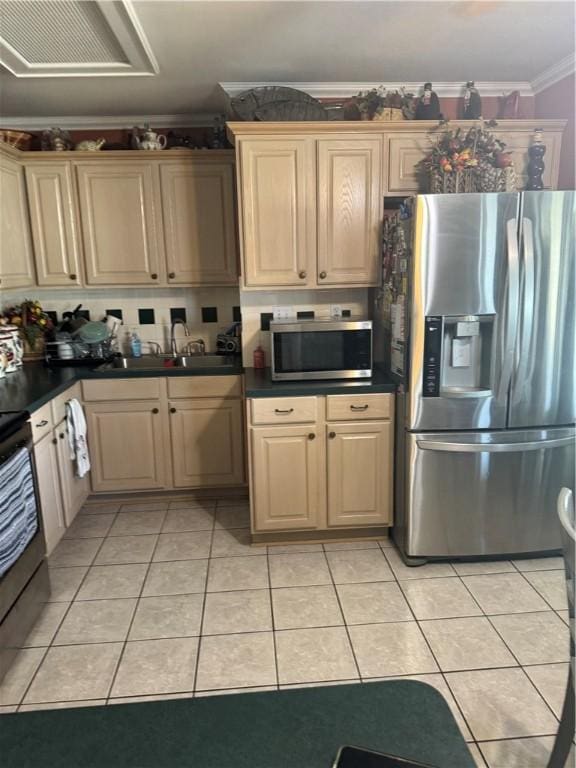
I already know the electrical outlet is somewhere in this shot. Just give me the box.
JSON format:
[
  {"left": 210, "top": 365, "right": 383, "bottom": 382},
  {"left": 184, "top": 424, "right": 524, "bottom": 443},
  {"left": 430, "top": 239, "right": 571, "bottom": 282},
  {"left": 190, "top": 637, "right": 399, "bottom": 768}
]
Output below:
[
  {"left": 272, "top": 306, "right": 293, "bottom": 320},
  {"left": 330, "top": 305, "right": 343, "bottom": 318}
]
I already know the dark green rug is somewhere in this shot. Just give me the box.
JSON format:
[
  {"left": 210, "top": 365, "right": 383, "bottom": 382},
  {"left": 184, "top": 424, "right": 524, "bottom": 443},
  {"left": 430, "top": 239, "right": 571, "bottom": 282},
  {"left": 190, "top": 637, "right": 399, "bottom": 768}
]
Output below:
[{"left": 0, "top": 681, "right": 475, "bottom": 768}]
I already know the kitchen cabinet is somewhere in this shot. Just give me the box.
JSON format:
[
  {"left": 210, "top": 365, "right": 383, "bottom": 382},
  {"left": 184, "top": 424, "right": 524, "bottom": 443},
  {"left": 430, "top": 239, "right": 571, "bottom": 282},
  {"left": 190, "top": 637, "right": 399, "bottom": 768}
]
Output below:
[
  {"left": 0, "top": 151, "right": 35, "bottom": 289},
  {"left": 54, "top": 419, "right": 89, "bottom": 526},
  {"left": 34, "top": 431, "right": 66, "bottom": 555},
  {"left": 25, "top": 162, "right": 82, "bottom": 286},
  {"left": 239, "top": 137, "right": 316, "bottom": 288},
  {"left": 76, "top": 161, "right": 164, "bottom": 285},
  {"left": 160, "top": 161, "right": 238, "bottom": 285}
]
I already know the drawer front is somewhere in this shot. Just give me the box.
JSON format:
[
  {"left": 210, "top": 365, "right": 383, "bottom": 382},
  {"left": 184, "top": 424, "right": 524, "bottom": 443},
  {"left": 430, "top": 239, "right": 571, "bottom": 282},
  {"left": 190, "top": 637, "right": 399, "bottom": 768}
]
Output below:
[
  {"left": 250, "top": 396, "right": 318, "bottom": 425},
  {"left": 167, "top": 375, "right": 242, "bottom": 400},
  {"left": 30, "top": 402, "right": 54, "bottom": 444},
  {"left": 326, "top": 393, "right": 393, "bottom": 421},
  {"left": 82, "top": 378, "right": 162, "bottom": 402},
  {"left": 51, "top": 382, "right": 82, "bottom": 425}
]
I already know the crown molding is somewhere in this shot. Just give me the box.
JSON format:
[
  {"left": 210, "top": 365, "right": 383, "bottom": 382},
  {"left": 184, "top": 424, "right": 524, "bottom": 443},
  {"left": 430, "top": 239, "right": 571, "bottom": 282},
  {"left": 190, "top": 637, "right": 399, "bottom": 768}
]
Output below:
[
  {"left": 531, "top": 53, "right": 576, "bottom": 94},
  {"left": 0, "top": 114, "right": 218, "bottom": 130},
  {"left": 219, "top": 80, "right": 535, "bottom": 99}
]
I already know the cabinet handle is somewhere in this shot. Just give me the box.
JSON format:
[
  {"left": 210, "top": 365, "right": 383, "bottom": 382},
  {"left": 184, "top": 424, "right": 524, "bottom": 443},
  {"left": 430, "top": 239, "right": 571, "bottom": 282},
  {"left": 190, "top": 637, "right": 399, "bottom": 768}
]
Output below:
[
  {"left": 308, "top": 433, "right": 315, "bottom": 440},
  {"left": 69, "top": 273, "right": 77, "bottom": 281},
  {"left": 151, "top": 273, "right": 158, "bottom": 280},
  {"left": 170, "top": 407, "right": 176, "bottom": 414},
  {"left": 350, "top": 404, "right": 369, "bottom": 411},
  {"left": 298, "top": 270, "right": 307, "bottom": 279},
  {"left": 152, "top": 408, "right": 159, "bottom": 414},
  {"left": 329, "top": 431, "right": 336, "bottom": 439},
  {"left": 168, "top": 272, "right": 176, "bottom": 279},
  {"left": 36, "top": 420, "right": 49, "bottom": 428},
  {"left": 319, "top": 271, "right": 327, "bottom": 279},
  {"left": 274, "top": 408, "right": 294, "bottom": 415},
  {"left": 59, "top": 433, "right": 65, "bottom": 439},
  {"left": 52, "top": 437, "right": 58, "bottom": 445}
]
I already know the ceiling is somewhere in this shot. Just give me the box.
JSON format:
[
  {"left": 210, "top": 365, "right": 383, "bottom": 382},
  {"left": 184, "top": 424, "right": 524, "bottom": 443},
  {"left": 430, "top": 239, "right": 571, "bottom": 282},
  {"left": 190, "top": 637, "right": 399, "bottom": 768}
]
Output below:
[{"left": 0, "top": 0, "right": 574, "bottom": 122}]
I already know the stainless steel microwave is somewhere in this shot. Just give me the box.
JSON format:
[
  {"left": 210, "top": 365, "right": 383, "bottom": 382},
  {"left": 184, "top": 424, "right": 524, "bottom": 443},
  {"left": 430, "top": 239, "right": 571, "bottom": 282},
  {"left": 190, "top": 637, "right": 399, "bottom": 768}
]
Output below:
[{"left": 270, "top": 318, "right": 373, "bottom": 381}]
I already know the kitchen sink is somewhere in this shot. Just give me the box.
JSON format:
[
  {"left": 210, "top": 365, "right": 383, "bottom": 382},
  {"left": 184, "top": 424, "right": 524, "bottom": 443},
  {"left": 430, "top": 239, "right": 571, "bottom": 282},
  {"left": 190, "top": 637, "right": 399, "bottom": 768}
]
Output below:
[
  {"left": 97, "top": 355, "right": 236, "bottom": 372},
  {"left": 178, "top": 355, "right": 234, "bottom": 368}
]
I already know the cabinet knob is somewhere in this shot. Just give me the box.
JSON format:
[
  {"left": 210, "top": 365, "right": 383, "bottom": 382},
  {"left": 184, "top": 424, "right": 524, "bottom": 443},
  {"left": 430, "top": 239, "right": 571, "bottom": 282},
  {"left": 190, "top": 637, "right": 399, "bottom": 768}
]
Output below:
[
  {"left": 170, "top": 407, "right": 176, "bottom": 414},
  {"left": 59, "top": 433, "right": 65, "bottom": 439},
  {"left": 152, "top": 408, "right": 159, "bottom": 414},
  {"left": 308, "top": 433, "right": 315, "bottom": 440},
  {"left": 168, "top": 272, "right": 176, "bottom": 279},
  {"left": 319, "top": 271, "right": 327, "bottom": 279},
  {"left": 299, "top": 270, "right": 307, "bottom": 279},
  {"left": 150, "top": 273, "right": 158, "bottom": 280},
  {"left": 52, "top": 437, "right": 58, "bottom": 445},
  {"left": 329, "top": 431, "right": 336, "bottom": 439},
  {"left": 69, "top": 273, "right": 77, "bottom": 281}
]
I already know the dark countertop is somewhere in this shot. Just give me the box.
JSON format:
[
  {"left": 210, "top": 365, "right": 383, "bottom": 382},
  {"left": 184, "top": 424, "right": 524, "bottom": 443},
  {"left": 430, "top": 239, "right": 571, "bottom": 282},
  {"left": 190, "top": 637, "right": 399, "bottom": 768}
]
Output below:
[
  {"left": 244, "top": 366, "right": 396, "bottom": 398},
  {"left": 0, "top": 360, "right": 244, "bottom": 415}
]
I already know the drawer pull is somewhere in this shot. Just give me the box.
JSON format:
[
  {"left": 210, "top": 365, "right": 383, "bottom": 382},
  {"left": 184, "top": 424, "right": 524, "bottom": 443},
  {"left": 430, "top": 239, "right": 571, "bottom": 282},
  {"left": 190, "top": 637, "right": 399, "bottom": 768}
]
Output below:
[
  {"left": 59, "top": 433, "right": 65, "bottom": 440},
  {"left": 151, "top": 273, "right": 158, "bottom": 280},
  {"left": 36, "top": 420, "right": 49, "bottom": 427},
  {"left": 308, "top": 433, "right": 315, "bottom": 440},
  {"left": 170, "top": 407, "right": 176, "bottom": 414},
  {"left": 152, "top": 408, "right": 159, "bottom": 414},
  {"left": 52, "top": 437, "right": 58, "bottom": 445},
  {"left": 329, "top": 431, "right": 336, "bottom": 439},
  {"left": 350, "top": 404, "right": 369, "bottom": 411},
  {"left": 274, "top": 408, "right": 294, "bottom": 415}
]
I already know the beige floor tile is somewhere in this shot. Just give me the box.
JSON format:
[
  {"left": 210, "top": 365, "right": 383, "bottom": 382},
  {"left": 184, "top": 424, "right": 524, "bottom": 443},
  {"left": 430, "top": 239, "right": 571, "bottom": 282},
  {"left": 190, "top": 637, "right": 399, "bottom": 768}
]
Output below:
[
  {"left": 461, "top": 573, "right": 549, "bottom": 615},
  {"left": 490, "top": 611, "right": 569, "bottom": 664},
  {"left": 196, "top": 632, "right": 276, "bottom": 690},
  {"left": 384, "top": 548, "right": 456, "bottom": 580},
  {"left": 269, "top": 543, "right": 323, "bottom": 555},
  {"left": 452, "top": 561, "right": 515, "bottom": 576},
  {"left": 215, "top": 497, "right": 249, "bottom": 508},
  {"left": 23, "top": 603, "right": 70, "bottom": 647},
  {"left": 169, "top": 500, "right": 216, "bottom": 512},
  {"left": 195, "top": 686, "right": 276, "bottom": 697},
  {"left": 513, "top": 556, "right": 565, "bottom": 572},
  {"left": 275, "top": 627, "right": 358, "bottom": 685},
  {"left": 47, "top": 567, "right": 88, "bottom": 602},
  {"left": 522, "top": 570, "right": 568, "bottom": 610},
  {"left": 279, "top": 679, "right": 360, "bottom": 690},
  {"left": 445, "top": 668, "right": 558, "bottom": 740},
  {"left": 0, "top": 706, "right": 18, "bottom": 713},
  {"left": 76, "top": 564, "right": 148, "bottom": 600},
  {"left": 80, "top": 502, "right": 120, "bottom": 515},
  {"left": 109, "top": 692, "right": 193, "bottom": 704},
  {"left": 419, "top": 617, "right": 517, "bottom": 672},
  {"left": 19, "top": 699, "right": 106, "bottom": 711},
  {"left": 479, "top": 736, "right": 555, "bottom": 767},
  {"left": 95, "top": 535, "right": 157, "bottom": 565},
  {"left": 162, "top": 507, "right": 215, "bottom": 532},
  {"left": 268, "top": 553, "right": 331, "bottom": 588},
  {"left": 272, "top": 585, "right": 343, "bottom": 630},
  {"left": 0, "top": 648, "right": 46, "bottom": 706},
  {"left": 119, "top": 501, "right": 168, "bottom": 513},
  {"left": 214, "top": 505, "right": 250, "bottom": 529},
  {"left": 203, "top": 590, "right": 272, "bottom": 635},
  {"left": 153, "top": 531, "right": 211, "bottom": 561},
  {"left": 109, "top": 510, "right": 166, "bottom": 537},
  {"left": 207, "top": 556, "right": 269, "bottom": 592},
  {"left": 211, "top": 529, "right": 265, "bottom": 558},
  {"left": 54, "top": 599, "right": 137, "bottom": 645},
  {"left": 129, "top": 594, "right": 203, "bottom": 640},
  {"left": 64, "top": 514, "right": 115, "bottom": 539},
  {"left": 49, "top": 538, "right": 103, "bottom": 567},
  {"left": 326, "top": 550, "right": 394, "bottom": 584},
  {"left": 467, "top": 743, "right": 487, "bottom": 767},
  {"left": 556, "top": 609, "right": 570, "bottom": 625},
  {"left": 337, "top": 582, "right": 413, "bottom": 625},
  {"left": 378, "top": 537, "right": 394, "bottom": 549},
  {"left": 111, "top": 638, "right": 198, "bottom": 697},
  {"left": 400, "top": 577, "right": 482, "bottom": 620},
  {"left": 524, "top": 662, "right": 569, "bottom": 718},
  {"left": 323, "top": 541, "right": 380, "bottom": 551},
  {"left": 349, "top": 622, "right": 438, "bottom": 678},
  {"left": 143, "top": 559, "right": 208, "bottom": 597},
  {"left": 24, "top": 643, "right": 123, "bottom": 703}
]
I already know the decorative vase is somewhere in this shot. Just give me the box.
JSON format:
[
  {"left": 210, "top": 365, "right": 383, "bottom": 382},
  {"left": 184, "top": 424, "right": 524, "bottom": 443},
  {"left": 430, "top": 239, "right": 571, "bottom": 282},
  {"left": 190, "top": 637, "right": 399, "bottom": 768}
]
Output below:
[{"left": 526, "top": 129, "right": 546, "bottom": 190}]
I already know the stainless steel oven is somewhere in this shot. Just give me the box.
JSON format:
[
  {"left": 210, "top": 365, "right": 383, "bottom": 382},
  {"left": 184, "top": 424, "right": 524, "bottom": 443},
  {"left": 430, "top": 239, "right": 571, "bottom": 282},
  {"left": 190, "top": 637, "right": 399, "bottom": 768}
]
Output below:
[{"left": 270, "top": 319, "right": 372, "bottom": 381}]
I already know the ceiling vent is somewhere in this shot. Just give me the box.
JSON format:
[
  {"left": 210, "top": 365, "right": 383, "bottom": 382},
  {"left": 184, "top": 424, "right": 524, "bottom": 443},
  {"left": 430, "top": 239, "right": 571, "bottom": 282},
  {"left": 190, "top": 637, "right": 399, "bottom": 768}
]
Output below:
[{"left": 0, "top": 0, "right": 158, "bottom": 77}]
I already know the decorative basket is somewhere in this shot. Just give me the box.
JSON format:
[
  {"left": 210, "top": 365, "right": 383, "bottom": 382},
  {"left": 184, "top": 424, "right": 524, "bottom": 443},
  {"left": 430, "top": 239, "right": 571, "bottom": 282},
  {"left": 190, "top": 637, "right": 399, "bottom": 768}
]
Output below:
[
  {"left": 430, "top": 165, "right": 517, "bottom": 194},
  {"left": 476, "top": 163, "right": 517, "bottom": 192},
  {"left": 430, "top": 168, "right": 477, "bottom": 194},
  {"left": 0, "top": 130, "right": 33, "bottom": 150},
  {"left": 374, "top": 107, "right": 405, "bottom": 122}
]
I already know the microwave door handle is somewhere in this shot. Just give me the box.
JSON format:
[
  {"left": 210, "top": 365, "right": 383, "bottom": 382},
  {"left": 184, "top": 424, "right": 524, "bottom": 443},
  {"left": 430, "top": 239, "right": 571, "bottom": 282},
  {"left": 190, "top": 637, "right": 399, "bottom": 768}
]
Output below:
[
  {"left": 417, "top": 436, "right": 573, "bottom": 453},
  {"left": 498, "top": 218, "right": 520, "bottom": 401},
  {"left": 512, "top": 217, "right": 536, "bottom": 404}
]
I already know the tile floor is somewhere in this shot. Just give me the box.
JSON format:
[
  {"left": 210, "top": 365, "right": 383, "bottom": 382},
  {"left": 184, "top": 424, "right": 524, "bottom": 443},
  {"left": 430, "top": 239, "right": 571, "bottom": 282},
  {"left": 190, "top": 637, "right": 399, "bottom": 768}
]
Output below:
[{"left": 0, "top": 495, "right": 571, "bottom": 768}]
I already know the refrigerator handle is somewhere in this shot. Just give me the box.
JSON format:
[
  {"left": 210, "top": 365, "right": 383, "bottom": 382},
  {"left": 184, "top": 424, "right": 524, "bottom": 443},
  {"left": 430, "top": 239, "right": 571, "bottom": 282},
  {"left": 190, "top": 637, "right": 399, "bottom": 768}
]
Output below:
[
  {"left": 498, "top": 218, "right": 521, "bottom": 401},
  {"left": 417, "top": 436, "right": 573, "bottom": 453},
  {"left": 512, "top": 218, "right": 536, "bottom": 404}
]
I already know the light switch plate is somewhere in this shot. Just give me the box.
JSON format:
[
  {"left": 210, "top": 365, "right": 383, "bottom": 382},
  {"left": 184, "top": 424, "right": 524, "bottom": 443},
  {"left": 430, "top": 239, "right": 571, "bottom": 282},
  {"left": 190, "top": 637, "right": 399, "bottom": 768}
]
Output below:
[{"left": 272, "top": 306, "right": 293, "bottom": 320}]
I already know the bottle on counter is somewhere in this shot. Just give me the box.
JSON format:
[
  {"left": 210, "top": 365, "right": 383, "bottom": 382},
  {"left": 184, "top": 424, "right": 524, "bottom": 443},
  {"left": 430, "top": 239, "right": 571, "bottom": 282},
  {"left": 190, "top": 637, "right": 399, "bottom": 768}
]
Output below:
[
  {"left": 253, "top": 345, "right": 265, "bottom": 369},
  {"left": 130, "top": 330, "right": 142, "bottom": 358}
]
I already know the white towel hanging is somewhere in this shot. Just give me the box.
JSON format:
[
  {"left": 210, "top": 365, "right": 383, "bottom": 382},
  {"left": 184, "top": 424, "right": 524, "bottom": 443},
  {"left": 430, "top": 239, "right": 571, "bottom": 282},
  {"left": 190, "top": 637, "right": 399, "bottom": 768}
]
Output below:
[{"left": 65, "top": 398, "right": 91, "bottom": 478}]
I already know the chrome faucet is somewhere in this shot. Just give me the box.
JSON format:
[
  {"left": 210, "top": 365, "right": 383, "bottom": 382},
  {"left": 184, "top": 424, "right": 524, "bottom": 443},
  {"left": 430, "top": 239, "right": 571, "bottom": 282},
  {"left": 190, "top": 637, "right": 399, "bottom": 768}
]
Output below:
[
  {"left": 184, "top": 338, "right": 206, "bottom": 356},
  {"left": 170, "top": 318, "right": 190, "bottom": 356}
]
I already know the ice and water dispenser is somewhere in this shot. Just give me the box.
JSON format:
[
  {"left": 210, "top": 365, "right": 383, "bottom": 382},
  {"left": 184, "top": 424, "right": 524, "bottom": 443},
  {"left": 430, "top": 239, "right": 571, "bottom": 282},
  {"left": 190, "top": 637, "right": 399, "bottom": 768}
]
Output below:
[{"left": 423, "top": 315, "right": 495, "bottom": 397}]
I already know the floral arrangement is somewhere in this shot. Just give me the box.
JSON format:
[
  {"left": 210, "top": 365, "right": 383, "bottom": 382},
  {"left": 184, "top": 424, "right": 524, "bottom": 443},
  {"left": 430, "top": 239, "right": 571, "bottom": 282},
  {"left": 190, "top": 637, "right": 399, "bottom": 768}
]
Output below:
[
  {"left": 1, "top": 299, "right": 53, "bottom": 351},
  {"left": 345, "top": 86, "right": 416, "bottom": 120},
  {"left": 423, "top": 125, "right": 513, "bottom": 174}
]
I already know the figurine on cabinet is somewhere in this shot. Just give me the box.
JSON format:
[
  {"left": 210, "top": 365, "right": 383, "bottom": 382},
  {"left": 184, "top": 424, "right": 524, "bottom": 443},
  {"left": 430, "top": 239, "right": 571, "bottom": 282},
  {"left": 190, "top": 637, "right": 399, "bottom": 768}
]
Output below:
[
  {"left": 463, "top": 82, "right": 482, "bottom": 119},
  {"left": 498, "top": 90, "right": 520, "bottom": 119},
  {"left": 415, "top": 83, "right": 442, "bottom": 120}
]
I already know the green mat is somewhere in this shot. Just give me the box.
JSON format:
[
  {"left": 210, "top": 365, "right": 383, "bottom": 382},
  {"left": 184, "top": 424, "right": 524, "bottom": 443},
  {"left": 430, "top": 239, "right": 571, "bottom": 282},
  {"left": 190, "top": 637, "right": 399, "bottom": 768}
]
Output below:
[{"left": 0, "top": 680, "right": 475, "bottom": 768}]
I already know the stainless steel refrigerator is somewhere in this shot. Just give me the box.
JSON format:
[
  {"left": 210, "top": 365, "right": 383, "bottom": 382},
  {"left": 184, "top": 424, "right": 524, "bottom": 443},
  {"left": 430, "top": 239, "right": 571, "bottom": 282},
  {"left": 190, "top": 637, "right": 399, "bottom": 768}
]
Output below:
[{"left": 382, "top": 191, "right": 575, "bottom": 562}]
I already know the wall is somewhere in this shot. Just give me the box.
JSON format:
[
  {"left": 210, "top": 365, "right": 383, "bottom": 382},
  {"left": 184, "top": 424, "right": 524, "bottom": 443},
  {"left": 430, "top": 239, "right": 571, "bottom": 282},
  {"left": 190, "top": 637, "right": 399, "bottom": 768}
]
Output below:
[{"left": 535, "top": 74, "right": 575, "bottom": 190}]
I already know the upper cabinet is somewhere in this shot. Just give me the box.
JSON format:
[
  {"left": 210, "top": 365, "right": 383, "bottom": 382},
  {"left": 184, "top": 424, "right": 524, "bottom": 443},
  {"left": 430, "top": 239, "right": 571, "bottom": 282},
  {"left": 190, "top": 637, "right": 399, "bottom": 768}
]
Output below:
[
  {"left": 160, "top": 160, "right": 238, "bottom": 285},
  {"left": 76, "top": 161, "right": 164, "bottom": 286},
  {"left": 0, "top": 152, "right": 35, "bottom": 289},
  {"left": 25, "top": 162, "right": 82, "bottom": 286}
]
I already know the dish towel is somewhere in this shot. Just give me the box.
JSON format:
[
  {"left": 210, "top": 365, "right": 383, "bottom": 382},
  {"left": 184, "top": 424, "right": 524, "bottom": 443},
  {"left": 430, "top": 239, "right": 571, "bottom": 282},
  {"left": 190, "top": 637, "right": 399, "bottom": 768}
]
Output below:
[
  {"left": 65, "top": 398, "right": 91, "bottom": 478},
  {"left": 0, "top": 448, "right": 38, "bottom": 577}
]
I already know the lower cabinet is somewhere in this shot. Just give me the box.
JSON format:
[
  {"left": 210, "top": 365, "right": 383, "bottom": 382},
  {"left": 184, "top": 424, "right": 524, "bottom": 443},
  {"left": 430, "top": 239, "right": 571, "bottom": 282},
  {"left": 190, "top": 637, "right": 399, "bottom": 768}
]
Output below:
[
  {"left": 54, "top": 418, "right": 90, "bottom": 524},
  {"left": 34, "top": 431, "right": 67, "bottom": 555}
]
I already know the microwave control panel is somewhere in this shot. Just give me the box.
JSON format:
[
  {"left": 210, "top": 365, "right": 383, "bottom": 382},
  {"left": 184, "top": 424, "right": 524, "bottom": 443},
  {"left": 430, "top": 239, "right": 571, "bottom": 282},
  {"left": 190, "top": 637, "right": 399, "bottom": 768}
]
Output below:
[{"left": 423, "top": 316, "right": 442, "bottom": 397}]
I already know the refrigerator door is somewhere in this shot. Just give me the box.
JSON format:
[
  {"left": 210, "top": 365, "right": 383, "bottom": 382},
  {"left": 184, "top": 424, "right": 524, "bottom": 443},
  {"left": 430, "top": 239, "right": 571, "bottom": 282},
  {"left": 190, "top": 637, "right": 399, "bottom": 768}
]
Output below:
[
  {"left": 407, "top": 193, "right": 520, "bottom": 431},
  {"left": 509, "top": 191, "right": 576, "bottom": 428},
  {"left": 403, "top": 427, "right": 574, "bottom": 558}
]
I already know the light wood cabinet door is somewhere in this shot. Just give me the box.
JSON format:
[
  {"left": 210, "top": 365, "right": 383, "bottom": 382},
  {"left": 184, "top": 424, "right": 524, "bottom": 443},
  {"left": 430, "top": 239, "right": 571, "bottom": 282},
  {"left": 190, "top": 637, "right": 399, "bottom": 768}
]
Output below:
[
  {"left": 0, "top": 153, "right": 35, "bottom": 289},
  {"left": 386, "top": 133, "right": 431, "bottom": 194},
  {"left": 317, "top": 138, "right": 382, "bottom": 285},
  {"left": 55, "top": 421, "right": 89, "bottom": 526},
  {"left": 239, "top": 138, "right": 316, "bottom": 288},
  {"left": 160, "top": 161, "right": 238, "bottom": 285},
  {"left": 85, "top": 401, "right": 167, "bottom": 492},
  {"left": 169, "top": 398, "right": 244, "bottom": 488},
  {"left": 35, "top": 432, "right": 66, "bottom": 555},
  {"left": 25, "top": 163, "right": 82, "bottom": 286},
  {"left": 250, "top": 425, "right": 323, "bottom": 531},
  {"left": 76, "top": 162, "right": 163, "bottom": 285},
  {"left": 326, "top": 421, "right": 392, "bottom": 527}
]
